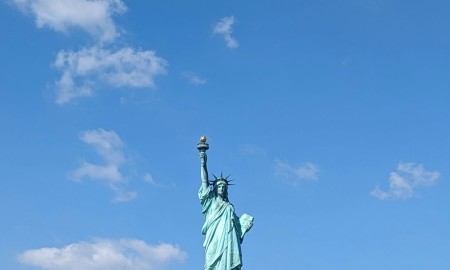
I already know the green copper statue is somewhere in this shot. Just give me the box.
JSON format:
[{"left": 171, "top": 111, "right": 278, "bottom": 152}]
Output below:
[{"left": 197, "top": 136, "right": 254, "bottom": 270}]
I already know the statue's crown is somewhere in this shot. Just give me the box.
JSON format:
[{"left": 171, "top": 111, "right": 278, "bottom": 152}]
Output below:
[{"left": 210, "top": 173, "right": 234, "bottom": 186}]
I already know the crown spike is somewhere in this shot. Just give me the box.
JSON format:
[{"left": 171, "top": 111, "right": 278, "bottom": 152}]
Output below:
[{"left": 210, "top": 172, "right": 236, "bottom": 187}]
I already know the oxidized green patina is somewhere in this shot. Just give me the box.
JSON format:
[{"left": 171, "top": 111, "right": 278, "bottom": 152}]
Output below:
[{"left": 197, "top": 136, "right": 254, "bottom": 270}]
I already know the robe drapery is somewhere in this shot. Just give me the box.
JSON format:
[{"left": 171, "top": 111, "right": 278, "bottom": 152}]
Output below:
[{"left": 199, "top": 185, "right": 243, "bottom": 270}]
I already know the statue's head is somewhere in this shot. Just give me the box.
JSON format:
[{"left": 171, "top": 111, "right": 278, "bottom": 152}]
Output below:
[
  {"left": 211, "top": 174, "right": 233, "bottom": 200},
  {"left": 215, "top": 181, "right": 228, "bottom": 199}
]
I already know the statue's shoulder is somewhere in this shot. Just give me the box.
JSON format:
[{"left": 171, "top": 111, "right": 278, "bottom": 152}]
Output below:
[{"left": 199, "top": 184, "right": 214, "bottom": 200}]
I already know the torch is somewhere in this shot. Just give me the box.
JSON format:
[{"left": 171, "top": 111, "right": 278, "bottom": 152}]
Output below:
[{"left": 197, "top": 135, "right": 209, "bottom": 153}]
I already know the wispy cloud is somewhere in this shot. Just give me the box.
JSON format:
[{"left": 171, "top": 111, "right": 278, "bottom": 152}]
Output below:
[
  {"left": 182, "top": 71, "right": 206, "bottom": 85},
  {"left": 275, "top": 160, "right": 319, "bottom": 186},
  {"left": 12, "top": 0, "right": 126, "bottom": 43},
  {"left": 18, "top": 238, "right": 187, "bottom": 270},
  {"left": 54, "top": 46, "right": 167, "bottom": 104},
  {"left": 143, "top": 173, "right": 158, "bottom": 186},
  {"left": 213, "top": 16, "right": 239, "bottom": 48},
  {"left": 371, "top": 162, "right": 440, "bottom": 200},
  {"left": 68, "top": 129, "right": 138, "bottom": 202}
]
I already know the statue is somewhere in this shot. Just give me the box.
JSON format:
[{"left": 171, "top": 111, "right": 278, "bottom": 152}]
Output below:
[{"left": 197, "top": 136, "right": 254, "bottom": 270}]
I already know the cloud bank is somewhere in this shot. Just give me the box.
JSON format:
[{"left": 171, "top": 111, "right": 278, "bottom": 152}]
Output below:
[
  {"left": 371, "top": 162, "right": 440, "bottom": 200},
  {"left": 54, "top": 46, "right": 167, "bottom": 104},
  {"left": 213, "top": 16, "right": 239, "bottom": 48},
  {"left": 12, "top": 0, "right": 126, "bottom": 43},
  {"left": 18, "top": 238, "right": 187, "bottom": 270},
  {"left": 69, "top": 128, "right": 139, "bottom": 202},
  {"left": 12, "top": 0, "right": 168, "bottom": 104},
  {"left": 275, "top": 160, "right": 319, "bottom": 186}
]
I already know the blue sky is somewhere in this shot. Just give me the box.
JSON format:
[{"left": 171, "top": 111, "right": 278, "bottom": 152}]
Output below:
[{"left": 1, "top": 0, "right": 450, "bottom": 269}]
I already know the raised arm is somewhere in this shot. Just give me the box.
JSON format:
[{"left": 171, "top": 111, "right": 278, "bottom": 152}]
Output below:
[
  {"left": 197, "top": 136, "right": 210, "bottom": 188},
  {"left": 200, "top": 151, "right": 209, "bottom": 188}
]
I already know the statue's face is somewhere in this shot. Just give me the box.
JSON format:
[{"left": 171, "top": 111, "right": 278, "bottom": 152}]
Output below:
[{"left": 216, "top": 183, "right": 227, "bottom": 198}]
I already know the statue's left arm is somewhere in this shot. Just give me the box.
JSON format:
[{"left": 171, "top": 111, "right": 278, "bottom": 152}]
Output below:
[{"left": 239, "top": 213, "right": 254, "bottom": 243}]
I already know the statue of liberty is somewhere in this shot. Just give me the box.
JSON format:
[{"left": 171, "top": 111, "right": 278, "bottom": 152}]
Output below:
[{"left": 197, "top": 136, "right": 254, "bottom": 270}]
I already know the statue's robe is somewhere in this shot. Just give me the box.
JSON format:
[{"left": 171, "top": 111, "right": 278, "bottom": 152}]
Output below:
[{"left": 199, "top": 185, "right": 243, "bottom": 270}]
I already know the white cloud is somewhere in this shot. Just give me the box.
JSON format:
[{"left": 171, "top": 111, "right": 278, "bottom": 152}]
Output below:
[
  {"left": 71, "top": 163, "right": 123, "bottom": 183},
  {"left": 275, "top": 160, "right": 319, "bottom": 186},
  {"left": 12, "top": 0, "right": 126, "bottom": 43},
  {"left": 182, "top": 71, "right": 206, "bottom": 85},
  {"left": 54, "top": 46, "right": 168, "bottom": 104},
  {"left": 143, "top": 173, "right": 157, "bottom": 186},
  {"left": 370, "top": 162, "right": 440, "bottom": 200},
  {"left": 18, "top": 238, "right": 187, "bottom": 270},
  {"left": 12, "top": 0, "right": 169, "bottom": 104},
  {"left": 79, "top": 128, "right": 125, "bottom": 165},
  {"left": 69, "top": 129, "right": 137, "bottom": 202},
  {"left": 213, "top": 16, "right": 239, "bottom": 48},
  {"left": 110, "top": 185, "right": 138, "bottom": 202}
]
